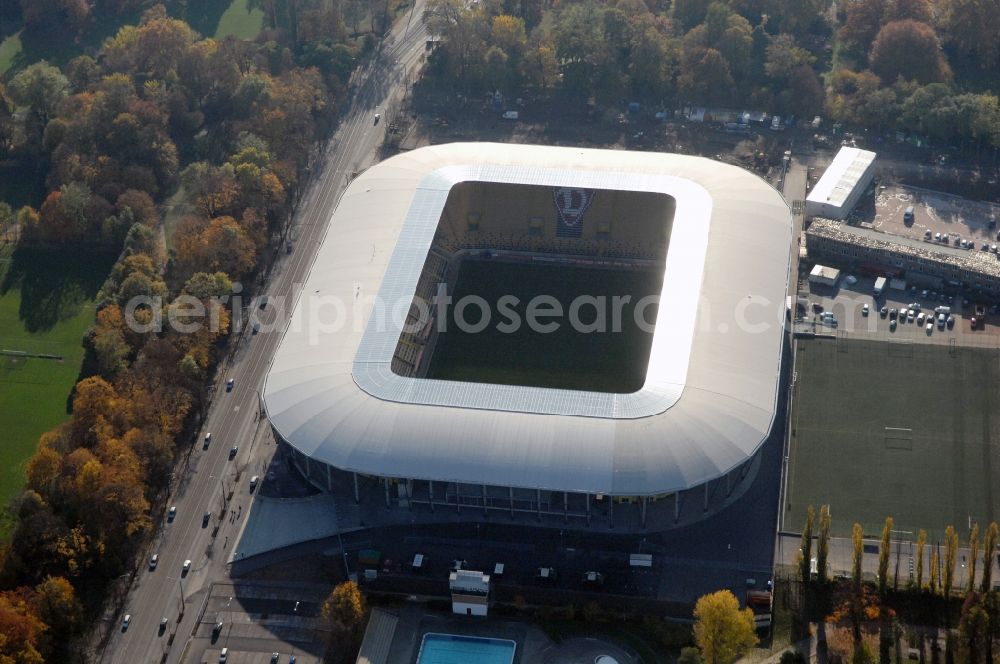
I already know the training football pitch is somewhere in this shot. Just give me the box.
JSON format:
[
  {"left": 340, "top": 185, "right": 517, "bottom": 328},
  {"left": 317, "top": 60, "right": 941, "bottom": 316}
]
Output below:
[
  {"left": 786, "top": 336, "right": 1000, "bottom": 540},
  {"left": 425, "top": 259, "right": 663, "bottom": 393},
  {"left": 0, "top": 245, "right": 111, "bottom": 516}
]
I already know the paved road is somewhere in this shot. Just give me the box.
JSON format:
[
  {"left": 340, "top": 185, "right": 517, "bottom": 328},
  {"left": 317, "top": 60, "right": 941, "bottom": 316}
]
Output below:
[{"left": 103, "top": 8, "right": 429, "bottom": 663}]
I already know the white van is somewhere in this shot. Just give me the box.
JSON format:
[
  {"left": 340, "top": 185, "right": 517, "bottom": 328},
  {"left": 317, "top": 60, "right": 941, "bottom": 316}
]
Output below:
[{"left": 219, "top": 648, "right": 228, "bottom": 663}]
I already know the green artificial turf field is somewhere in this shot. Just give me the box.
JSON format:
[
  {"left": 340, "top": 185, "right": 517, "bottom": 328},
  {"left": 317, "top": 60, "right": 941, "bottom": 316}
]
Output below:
[
  {"left": 425, "top": 259, "right": 663, "bottom": 393},
  {"left": 786, "top": 336, "right": 1000, "bottom": 540},
  {"left": 0, "top": 245, "right": 113, "bottom": 515}
]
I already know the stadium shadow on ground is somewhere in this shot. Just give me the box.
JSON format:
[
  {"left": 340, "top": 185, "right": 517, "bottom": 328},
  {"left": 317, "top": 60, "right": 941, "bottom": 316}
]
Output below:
[
  {"left": 397, "top": 181, "right": 673, "bottom": 393},
  {"left": 786, "top": 337, "right": 1000, "bottom": 539}
]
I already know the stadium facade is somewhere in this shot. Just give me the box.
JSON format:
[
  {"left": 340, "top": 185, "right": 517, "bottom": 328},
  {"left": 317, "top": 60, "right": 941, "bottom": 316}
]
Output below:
[{"left": 262, "top": 143, "right": 792, "bottom": 531}]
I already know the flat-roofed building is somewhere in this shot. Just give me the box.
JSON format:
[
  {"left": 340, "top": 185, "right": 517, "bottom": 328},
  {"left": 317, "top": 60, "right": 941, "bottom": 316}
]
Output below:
[{"left": 805, "top": 147, "right": 877, "bottom": 220}]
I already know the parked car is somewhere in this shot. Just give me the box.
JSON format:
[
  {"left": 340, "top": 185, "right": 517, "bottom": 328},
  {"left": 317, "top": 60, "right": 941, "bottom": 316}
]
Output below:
[
  {"left": 202, "top": 511, "right": 211, "bottom": 527},
  {"left": 122, "top": 614, "right": 131, "bottom": 631},
  {"left": 159, "top": 618, "right": 168, "bottom": 634},
  {"left": 926, "top": 321, "right": 933, "bottom": 333},
  {"left": 182, "top": 559, "right": 191, "bottom": 574},
  {"left": 947, "top": 315, "right": 955, "bottom": 328},
  {"left": 889, "top": 308, "right": 898, "bottom": 319},
  {"left": 880, "top": 306, "right": 888, "bottom": 317},
  {"left": 250, "top": 475, "right": 259, "bottom": 492},
  {"left": 229, "top": 445, "right": 238, "bottom": 459},
  {"left": 862, "top": 304, "right": 869, "bottom": 316},
  {"left": 203, "top": 432, "right": 212, "bottom": 449},
  {"left": 890, "top": 319, "right": 897, "bottom": 331},
  {"left": 226, "top": 378, "right": 234, "bottom": 392},
  {"left": 149, "top": 554, "right": 158, "bottom": 570},
  {"left": 167, "top": 506, "right": 176, "bottom": 522}
]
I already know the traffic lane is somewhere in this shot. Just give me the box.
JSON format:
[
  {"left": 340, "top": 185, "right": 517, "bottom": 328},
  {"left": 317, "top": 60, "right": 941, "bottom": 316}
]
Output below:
[{"left": 109, "top": 10, "right": 430, "bottom": 661}]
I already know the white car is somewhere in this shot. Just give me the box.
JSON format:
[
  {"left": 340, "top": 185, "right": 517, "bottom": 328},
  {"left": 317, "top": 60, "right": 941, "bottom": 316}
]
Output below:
[
  {"left": 149, "top": 554, "right": 158, "bottom": 570},
  {"left": 122, "top": 614, "right": 132, "bottom": 631},
  {"left": 250, "top": 475, "right": 259, "bottom": 492},
  {"left": 862, "top": 304, "right": 869, "bottom": 316},
  {"left": 182, "top": 559, "right": 191, "bottom": 574},
  {"left": 925, "top": 321, "right": 933, "bottom": 333}
]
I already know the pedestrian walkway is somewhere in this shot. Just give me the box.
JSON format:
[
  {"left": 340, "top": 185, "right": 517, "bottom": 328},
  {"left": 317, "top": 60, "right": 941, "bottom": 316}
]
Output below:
[{"left": 357, "top": 609, "right": 400, "bottom": 664}]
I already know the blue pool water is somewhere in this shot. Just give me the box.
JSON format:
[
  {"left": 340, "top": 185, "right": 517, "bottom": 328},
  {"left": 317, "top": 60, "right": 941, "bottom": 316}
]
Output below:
[{"left": 416, "top": 633, "right": 516, "bottom": 664}]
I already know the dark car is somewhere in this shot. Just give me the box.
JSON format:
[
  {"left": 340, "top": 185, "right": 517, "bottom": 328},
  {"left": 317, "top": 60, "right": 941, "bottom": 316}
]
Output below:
[
  {"left": 226, "top": 378, "right": 234, "bottom": 392},
  {"left": 229, "top": 445, "right": 238, "bottom": 460},
  {"left": 202, "top": 512, "right": 211, "bottom": 528}
]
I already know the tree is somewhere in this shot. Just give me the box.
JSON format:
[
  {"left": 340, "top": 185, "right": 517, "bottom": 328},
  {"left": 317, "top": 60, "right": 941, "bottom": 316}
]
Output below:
[
  {"left": 939, "top": 0, "right": 1000, "bottom": 70},
  {"left": 915, "top": 530, "right": 926, "bottom": 589},
  {"left": 930, "top": 548, "right": 939, "bottom": 595},
  {"left": 678, "top": 647, "right": 703, "bottom": 664},
  {"left": 967, "top": 522, "right": 979, "bottom": 594},
  {"left": 693, "top": 590, "right": 758, "bottom": 664},
  {"left": 878, "top": 517, "right": 893, "bottom": 596},
  {"left": 678, "top": 47, "right": 734, "bottom": 104},
  {"left": 673, "top": 0, "right": 710, "bottom": 32},
  {"left": 764, "top": 33, "right": 814, "bottom": 80},
  {"left": 817, "top": 505, "right": 831, "bottom": 585},
  {"left": 981, "top": 522, "right": 997, "bottom": 593},
  {"left": 31, "top": 575, "right": 82, "bottom": 649},
  {"left": 869, "top": 20, "right": 950, "bottom": 85},
  {"left": 322, "top": 581, "right": 366, "bottom": 662},
  {"left": 852, "top": 523, "right": 864, "bottom": 590},
  {"left": 0, "top": 589, "right": 46, "bottom": 664},
  {"left": 943, "top": 525, "right": 958, "bottom": 599},
  {"left": 7, "top": 61, "right": 70, "bottom": 128},
  {"left": 800, "top": 505, "right": 815, "bottom": 587},
  {"left": 957, "top": 594, "right": 989, "bottom": 664}
]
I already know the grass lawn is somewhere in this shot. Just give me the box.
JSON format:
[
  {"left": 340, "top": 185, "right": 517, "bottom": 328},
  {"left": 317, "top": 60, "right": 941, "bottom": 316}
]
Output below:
[
  {"left": 0, "top": 244, "right": 114, "bottom": 521},
  {"left": 426, "top": 260, "right": 663, "bottom": 393},
  {"left": 214, "top": 0, "right": 264, "bottom": 40},
  {"left": 0, "top": 30, "right": 21, "bottom": 77},
  {"left": 787, "top": 337, "right": 1000, "bottom": 540}
]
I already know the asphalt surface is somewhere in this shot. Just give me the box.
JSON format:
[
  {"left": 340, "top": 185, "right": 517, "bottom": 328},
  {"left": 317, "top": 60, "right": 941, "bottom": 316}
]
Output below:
[{"left": 103, "top": 8, "right": 429, "bottom": 663}]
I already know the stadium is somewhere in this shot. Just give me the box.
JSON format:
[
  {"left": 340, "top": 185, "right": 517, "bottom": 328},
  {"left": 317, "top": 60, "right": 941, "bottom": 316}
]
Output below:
[{"left": 262, "top": 143, "right": 792, "bottom": 531}]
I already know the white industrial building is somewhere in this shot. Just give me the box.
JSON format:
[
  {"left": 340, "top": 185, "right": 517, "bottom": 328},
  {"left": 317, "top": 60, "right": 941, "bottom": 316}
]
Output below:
[
  {"left": 262, "top": 143, "right": 792, "bottom": 531},
  {"left": 449, "top": 570, "right": 490, "bottom": 616},
  {"left": 805, "top": 147, "right": 877, "bottom": 220}
]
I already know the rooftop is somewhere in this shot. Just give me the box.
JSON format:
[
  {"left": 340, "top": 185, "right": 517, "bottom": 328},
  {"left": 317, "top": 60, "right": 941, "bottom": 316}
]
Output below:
[
  {"left": 262, "top": 143, "right": 792, "bottom": 496},
  {"left": 806, "top": 147, "right": 877, "bottom": 209},
  {"left": 807, "top": 218, "right": 1000, "bottom": 279}
]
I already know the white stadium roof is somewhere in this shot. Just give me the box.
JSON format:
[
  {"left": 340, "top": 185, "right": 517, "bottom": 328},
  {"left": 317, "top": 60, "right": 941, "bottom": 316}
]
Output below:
[{"left": 262, "top": 143, "right": 792, "bottom": 496}]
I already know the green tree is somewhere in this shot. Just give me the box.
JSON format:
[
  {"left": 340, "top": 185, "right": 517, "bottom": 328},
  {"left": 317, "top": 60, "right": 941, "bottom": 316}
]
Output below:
[
  {"left": 817, "top": 505, "right": 831, "bottom": 585},
  {"left": 967, "top": 522, "right": 979, "bottom": 594},
  {"left": 763, "top": 33, "right": 815, "bottom": 80},
  {"left": 981, "top": 522, "right": 997, "bottom": 593},
  {"left": 800, "top": 505, "right": 815, "bottom": 587},
  {"left": 878, "top": 516, "right": 893, "bottom": 596},
  {"left": 915, "top": 529, "right": 926, "bottom": 589},
  {"left": 8, "top": 62, "right": 69, "bottom": 122},
  {"left": 673, "top": 0, "right": 710, "bottom": 32},
  {"left": 693, "top": 590, "right": 758, "bottom": 664},
  {"left": 678, "top": 646, "right": 703, "bottom": 664}
]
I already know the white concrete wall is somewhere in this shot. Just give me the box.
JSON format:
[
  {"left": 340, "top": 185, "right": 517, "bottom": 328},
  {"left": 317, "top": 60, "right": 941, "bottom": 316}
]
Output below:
[{"left": 452, "top": 600, "right": 488, "bottom": 616}]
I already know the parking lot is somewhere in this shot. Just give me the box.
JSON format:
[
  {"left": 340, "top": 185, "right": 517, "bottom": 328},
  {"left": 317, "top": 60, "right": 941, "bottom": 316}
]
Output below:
[
  {"left": 797, "top": 275, "right": 1000, "bottom": 346},
  {"left": 869, "top": 185, "right": 1000, "bottom": 247}
]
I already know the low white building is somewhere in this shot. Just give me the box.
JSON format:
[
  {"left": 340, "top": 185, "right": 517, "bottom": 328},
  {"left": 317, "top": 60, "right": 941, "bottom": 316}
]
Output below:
[
  {"left": 805, "top": 147, "right": 877, "bottom": 220},
  {"left": 449, "top": 570, "right": 490, "bottom": 616},
  {"left": 809, "top": 264, "right": 841, "bottom": 287}
]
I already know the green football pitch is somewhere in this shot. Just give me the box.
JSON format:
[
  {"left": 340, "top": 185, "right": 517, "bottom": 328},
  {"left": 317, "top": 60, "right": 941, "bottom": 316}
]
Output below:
[
  {"left": 0, "top": 245, "right": 112, "bottom": 517},
  {"left": 786, "top": 336, "right": 1000, "bottom": 540},
  {"left": 425, "top": 260, "right": 663, "bottom": 393}
]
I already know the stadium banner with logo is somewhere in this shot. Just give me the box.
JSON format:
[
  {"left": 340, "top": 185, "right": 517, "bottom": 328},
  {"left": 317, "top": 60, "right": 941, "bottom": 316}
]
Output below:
[{"left": 553, "top": 187, "right": 595, "bottom": 238}]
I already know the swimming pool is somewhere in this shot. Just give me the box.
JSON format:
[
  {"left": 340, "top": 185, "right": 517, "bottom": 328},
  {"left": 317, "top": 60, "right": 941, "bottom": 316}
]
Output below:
[{"left": 416, "top": 633, "right": 516, "bottom": 664}]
